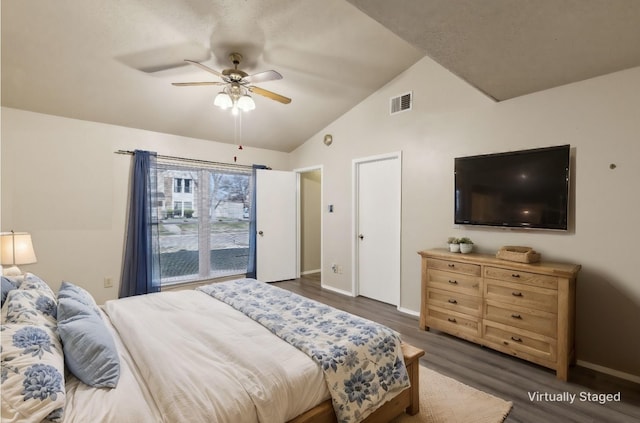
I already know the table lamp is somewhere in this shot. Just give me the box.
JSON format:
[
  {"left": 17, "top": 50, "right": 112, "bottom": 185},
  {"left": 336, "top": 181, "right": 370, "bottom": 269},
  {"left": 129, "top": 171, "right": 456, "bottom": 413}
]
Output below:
[{"left": 0, "top": 230, "right": 37, "bottom": 276}]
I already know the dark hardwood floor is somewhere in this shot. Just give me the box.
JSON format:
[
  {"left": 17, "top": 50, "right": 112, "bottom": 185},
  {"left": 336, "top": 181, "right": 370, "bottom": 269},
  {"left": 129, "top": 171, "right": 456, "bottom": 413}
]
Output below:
[{"left": 275, "top": 274, "right": 640, "bottom": 423}]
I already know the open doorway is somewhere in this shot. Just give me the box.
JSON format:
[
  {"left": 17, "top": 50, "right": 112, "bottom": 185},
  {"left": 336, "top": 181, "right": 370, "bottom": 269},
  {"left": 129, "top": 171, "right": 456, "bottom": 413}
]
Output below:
[{"left": 296, "top": 166, "right": 322, "bottom": 284}]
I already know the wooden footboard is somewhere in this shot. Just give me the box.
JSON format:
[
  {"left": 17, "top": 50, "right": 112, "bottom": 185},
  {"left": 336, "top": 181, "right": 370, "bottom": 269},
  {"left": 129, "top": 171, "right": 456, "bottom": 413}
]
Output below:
[{"left": 288, "top": 343, "right": 425, "bottom": 423}]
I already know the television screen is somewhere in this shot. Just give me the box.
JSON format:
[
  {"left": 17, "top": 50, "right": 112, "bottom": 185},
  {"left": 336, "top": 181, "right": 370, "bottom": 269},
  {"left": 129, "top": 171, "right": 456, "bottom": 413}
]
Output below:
[{"left": 454, "top": 145, "right": 570, "bottom": 230}]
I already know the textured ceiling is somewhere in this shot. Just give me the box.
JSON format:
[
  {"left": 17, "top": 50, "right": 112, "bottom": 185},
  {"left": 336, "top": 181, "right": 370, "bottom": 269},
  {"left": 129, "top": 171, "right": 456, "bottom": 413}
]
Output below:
[
  {"left": 347, "top": 0, "right": 640, "bottom": 100},
  {"left": 3, "top": 1, "right": 640, "bottom": 151},
  {"left": 1, "top": 0, "right": 423, "bottom": 152}
]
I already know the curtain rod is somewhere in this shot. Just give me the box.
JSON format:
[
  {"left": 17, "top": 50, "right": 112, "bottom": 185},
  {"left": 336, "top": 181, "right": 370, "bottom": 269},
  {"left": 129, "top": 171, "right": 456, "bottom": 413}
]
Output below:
[{"left": 114, "top": 150, "right": 261, "bottom": 170}]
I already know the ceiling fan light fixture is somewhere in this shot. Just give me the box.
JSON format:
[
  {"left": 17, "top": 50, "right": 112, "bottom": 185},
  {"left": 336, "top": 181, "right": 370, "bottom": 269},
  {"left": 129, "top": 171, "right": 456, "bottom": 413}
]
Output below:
[
  {"left": 237, "top": 94, "right": 255, "bottom": 112},
  {"left": 176, "top": 55, "right": 290, "bottom": 114},
  {"left": 214, "top": 91, "right": 232, "bottom": 109}
]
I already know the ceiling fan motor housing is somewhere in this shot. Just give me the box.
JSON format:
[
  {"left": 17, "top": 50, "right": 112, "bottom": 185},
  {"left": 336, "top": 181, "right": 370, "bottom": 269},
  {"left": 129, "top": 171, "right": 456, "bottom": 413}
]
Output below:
[
  {"left": 223, "top": 68, "right": 248, "bottom": 82},
  {"left": 223, "top": 53, "right": 248, "bottom": 82},
  {"left": 229, "top": 52, "right": 243, "bottom": 65}
]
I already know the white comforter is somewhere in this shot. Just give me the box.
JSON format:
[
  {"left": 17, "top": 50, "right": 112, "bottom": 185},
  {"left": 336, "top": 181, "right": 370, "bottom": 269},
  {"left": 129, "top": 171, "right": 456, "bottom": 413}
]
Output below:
[{"left": 64, "top": 290, "right": 329, "bottom": 423}]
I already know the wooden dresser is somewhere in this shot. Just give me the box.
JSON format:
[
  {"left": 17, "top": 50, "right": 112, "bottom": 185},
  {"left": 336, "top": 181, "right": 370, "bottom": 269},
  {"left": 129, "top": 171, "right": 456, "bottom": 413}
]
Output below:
[{"left": 418, "top": 248, "right": 581, "bottom": 381}]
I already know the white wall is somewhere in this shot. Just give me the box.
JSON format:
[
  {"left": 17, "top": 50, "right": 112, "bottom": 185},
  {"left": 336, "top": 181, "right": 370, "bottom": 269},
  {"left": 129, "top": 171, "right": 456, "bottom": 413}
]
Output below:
[
  {"left": 289, "top": 57, "right": 640, "bottom": 378},
  {"left": 1, "top": 108, "right": 290, "bottom": 304}
]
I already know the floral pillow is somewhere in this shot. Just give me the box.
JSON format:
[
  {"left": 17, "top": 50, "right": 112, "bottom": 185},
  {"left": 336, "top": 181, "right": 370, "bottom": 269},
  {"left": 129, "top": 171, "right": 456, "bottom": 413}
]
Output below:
[
  {"left": 1, "top": 288, "right": 57, "bottom": 328},
  {"left": 20, "top": 273, "right": 56, "bottom": 299},
  {"left": 1, "top": 273, "right": 57, "bottom": 326},
  {"left": 1, "top": 274, "right": 65, "bottom": 422},
  {"left": 1, "top": 323, "right": 66, "bottom": 422}
]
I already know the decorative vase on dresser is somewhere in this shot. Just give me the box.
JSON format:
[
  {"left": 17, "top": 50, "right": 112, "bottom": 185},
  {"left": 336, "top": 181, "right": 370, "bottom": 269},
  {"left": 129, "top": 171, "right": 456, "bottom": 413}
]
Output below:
[{"left": 418, "top": 248, "right": 581, "bottom": 381}]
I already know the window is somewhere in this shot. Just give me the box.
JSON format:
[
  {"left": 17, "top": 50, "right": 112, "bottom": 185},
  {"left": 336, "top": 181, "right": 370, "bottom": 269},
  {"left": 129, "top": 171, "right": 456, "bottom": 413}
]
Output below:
[
  {"left": 174, "top": 178, "right": 183, "bottom": 193},
  {"left": 174, "top": 178, "right": 192, "bottom": 193},
  {"left": 156, "top": 161, "right": 251, "bottom": 285}
]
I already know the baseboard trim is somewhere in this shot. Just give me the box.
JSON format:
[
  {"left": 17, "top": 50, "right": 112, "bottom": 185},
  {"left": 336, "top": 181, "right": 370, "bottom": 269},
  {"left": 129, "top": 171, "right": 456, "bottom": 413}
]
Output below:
[
  {"left": 398, "top": 306, "right": 419, "bottom": 317},
  {"left": 320, "top": 283, "right": 355, "bottom": 297},
  {"left": 311, "top": 281, "right": 640, "bottom": 384},
  {"left": 301, "top": 269, "right": 321, "bottom": 276},
  {"left": 576, "top": 360, "right": 640, "bottom": 384}
]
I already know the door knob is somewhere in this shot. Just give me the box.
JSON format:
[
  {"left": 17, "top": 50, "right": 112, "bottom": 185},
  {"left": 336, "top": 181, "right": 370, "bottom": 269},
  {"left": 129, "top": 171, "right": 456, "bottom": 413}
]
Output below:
[
  {"left": 258, "top": 231, "right": 264, "bottom": 236},
  {"left": 359, "top": 234, "right": 364, "bottom": 240}
]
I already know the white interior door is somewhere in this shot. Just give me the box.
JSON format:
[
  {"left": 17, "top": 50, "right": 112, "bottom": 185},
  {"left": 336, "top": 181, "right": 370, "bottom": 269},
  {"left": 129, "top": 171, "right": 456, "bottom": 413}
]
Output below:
[
  {"left": 256, "top": 169, "right": 297, "bottom": 282},
  {"left": 354, "top": 153, "right": 401, "bottom": 306}
]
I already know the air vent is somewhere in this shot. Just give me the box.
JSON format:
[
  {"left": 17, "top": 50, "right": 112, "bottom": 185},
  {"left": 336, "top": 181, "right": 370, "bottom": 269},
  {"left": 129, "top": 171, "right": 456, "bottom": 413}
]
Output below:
[{"left": 390, "top": 91, "right": 412, "bottom": 115}]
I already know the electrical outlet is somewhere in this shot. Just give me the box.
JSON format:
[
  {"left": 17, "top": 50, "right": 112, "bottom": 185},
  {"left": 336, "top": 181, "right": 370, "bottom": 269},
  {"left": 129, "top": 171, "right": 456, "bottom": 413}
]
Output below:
[{"left": 104, "top": 277, "right": 113, "bottom": 288}]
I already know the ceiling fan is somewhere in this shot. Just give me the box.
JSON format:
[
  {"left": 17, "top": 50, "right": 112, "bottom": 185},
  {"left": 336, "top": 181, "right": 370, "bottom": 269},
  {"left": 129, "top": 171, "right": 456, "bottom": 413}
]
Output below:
[{"left": 172, "top": 52, "right": 291, "bottom": 114}]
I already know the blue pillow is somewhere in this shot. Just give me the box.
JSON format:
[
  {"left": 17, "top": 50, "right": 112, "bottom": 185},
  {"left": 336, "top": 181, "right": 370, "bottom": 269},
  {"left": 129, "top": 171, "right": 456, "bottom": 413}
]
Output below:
[
  {"left": 57, "top": 281, "right": 101, "bottom": 315},
  {"left": 57, "top": 284, "right": 120, "bottom": 388},
  {"left": 1, "top": 276, "right": 17, "bottom": 307}
]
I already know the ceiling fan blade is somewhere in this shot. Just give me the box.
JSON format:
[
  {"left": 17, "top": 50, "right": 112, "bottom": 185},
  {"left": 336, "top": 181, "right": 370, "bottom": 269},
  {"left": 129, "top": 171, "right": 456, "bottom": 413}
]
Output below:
[
  {"left": 116, "top": 43, "right": 211, "bottom": 74},
  {"left": 242, "top": 70, "right": 283, "bottom": 84},
  {"left": 250, "top": 86, "right": 291, "bottom": 104},
  {"left": 171, "top": 81, "right": 225, "bottom": 86},
  {"left": 184, "top": 60, "right": 224, "bottom": 78}
]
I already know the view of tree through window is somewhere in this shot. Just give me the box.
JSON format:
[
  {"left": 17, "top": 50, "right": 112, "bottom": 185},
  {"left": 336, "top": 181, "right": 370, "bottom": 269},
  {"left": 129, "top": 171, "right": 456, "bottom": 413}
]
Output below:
[{"left": 156, "top": 162, "right": 251, "bottom": 285}]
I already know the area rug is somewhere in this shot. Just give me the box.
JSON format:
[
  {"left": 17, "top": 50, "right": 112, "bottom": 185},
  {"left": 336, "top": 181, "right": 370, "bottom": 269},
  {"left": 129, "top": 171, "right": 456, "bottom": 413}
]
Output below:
[{"left": 391, "top": 366, "right": 512, "bottom": 423}]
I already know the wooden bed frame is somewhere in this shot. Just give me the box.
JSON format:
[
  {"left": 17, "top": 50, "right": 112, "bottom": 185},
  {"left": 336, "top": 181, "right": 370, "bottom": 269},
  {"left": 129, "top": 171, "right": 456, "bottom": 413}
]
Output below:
[{"left": 288, "top": 343, "right": 425, "bottom": 423}]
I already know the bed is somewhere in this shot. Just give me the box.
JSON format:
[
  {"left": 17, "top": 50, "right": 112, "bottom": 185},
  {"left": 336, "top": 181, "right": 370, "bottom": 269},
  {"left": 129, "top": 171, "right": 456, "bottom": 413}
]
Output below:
[{"left": 1, "top": 274, "right": 423, "bottom": 423}]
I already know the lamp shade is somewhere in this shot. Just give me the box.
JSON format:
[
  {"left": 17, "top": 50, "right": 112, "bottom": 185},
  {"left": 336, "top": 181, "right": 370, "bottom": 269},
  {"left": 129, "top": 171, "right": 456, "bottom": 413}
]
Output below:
[{"left": 0, "top": 231, "right": 37, "bottom": 266}]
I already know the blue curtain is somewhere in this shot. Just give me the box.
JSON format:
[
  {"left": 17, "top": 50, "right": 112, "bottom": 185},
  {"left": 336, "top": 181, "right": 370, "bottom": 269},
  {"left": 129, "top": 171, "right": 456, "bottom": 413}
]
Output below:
[
  {"left": 119, "top": 150, "right": 161, "bottom": 298},
  {"left": 246, "top": 164, "right": 268, "bottom": 279}
]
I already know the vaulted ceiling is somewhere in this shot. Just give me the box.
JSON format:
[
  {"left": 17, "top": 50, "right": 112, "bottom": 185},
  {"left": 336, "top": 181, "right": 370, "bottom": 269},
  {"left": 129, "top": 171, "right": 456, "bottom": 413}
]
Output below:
[
  {"left": 347, "top": 0, "right": 640, "bottom": 101},
  {"left": 3, "top": 1, "right": 639, "bottom": 152}
]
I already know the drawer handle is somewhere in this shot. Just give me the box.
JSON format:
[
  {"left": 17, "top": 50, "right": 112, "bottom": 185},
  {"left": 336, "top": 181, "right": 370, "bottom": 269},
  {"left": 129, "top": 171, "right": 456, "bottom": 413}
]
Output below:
[
  {"left": 511, "top": 273, "right": 521, "bottom": 278},
  {"left": 447, "top": 318, "right": 457, "bottom": 323},
  {"left": 511, "top": 291, "right": 523, "bottom": 297},
  {"left": 448, "top": 280, "right": 458, "bottom": 285},
  {"left": 511, "top": 314, "right": 522, "bottom": 319},
  {"left": 448, "top": 264, "right": 455, "bottom": 268},
  {"left": 448, "top": 299, "right": 458, "bottom": 304},
  {"left": 511, "top": 336, "right": 523, "bottom": 343}
]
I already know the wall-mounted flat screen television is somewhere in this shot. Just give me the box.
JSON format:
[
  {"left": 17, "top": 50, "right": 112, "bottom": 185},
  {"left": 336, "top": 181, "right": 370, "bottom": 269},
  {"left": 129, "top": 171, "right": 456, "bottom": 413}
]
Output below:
[{"left": 454, "top": 145, "right": 570, "bottom": 230}]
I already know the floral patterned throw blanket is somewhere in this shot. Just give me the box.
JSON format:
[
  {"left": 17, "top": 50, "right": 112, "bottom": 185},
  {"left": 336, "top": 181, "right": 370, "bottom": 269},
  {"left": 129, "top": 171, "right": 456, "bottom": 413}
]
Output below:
[{"left": 197, "top": 278, "right": 410, "bottom": 423}]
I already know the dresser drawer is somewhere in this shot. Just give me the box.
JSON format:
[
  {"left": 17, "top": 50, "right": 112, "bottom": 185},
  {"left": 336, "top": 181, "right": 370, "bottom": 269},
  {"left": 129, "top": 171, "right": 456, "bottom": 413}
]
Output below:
[
  {"left": 427, "top": 269, "right": 482, "bottom": 297},
  {"left": 483, "top": 320, "right": 556, "bottom": 362},
  {"left": 426, "top": 258, "right": 481, "bottom": 277},
  {"left": 419, "top": 249, "right": 579, "bottom": 381},
  {"left": 426, "top": 306, "right": 481, "bottom": 338},
  {"left": 485, "top": 266, "right": 558, "bottom": 289},
  {"left": 484, "top": 300, "right": 557, "bottom": 338},
  {"left": 426, "top": 288, "right": 482, "bottom": 317},
  {"left": 485, "top": 279, "right": 557, "bottom": 313}
]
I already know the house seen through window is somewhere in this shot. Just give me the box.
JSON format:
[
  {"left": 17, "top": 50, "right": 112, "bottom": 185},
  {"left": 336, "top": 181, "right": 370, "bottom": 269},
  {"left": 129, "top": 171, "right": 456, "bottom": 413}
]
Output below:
[{"left": 156, "top": 161, "right": 251, "bottom": 285}]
